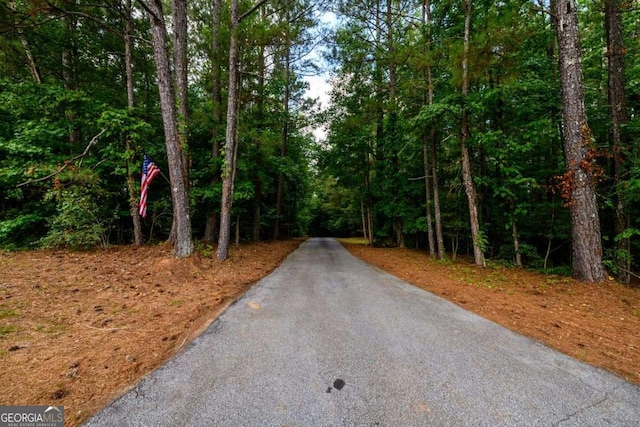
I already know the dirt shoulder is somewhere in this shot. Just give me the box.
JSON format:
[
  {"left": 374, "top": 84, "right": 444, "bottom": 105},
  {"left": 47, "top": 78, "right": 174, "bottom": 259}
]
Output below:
[
  {"left": 0, "top": 240, "right": 302, "bottom": 426},
  {"left": 342, "top": 242, "right": 640, "bottom": 388}
]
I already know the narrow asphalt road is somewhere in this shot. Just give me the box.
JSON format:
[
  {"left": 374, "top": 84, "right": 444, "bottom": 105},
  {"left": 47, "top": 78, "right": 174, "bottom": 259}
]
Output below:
[{"left": 85, "top": 238, "right": 640, "bottom": 426}]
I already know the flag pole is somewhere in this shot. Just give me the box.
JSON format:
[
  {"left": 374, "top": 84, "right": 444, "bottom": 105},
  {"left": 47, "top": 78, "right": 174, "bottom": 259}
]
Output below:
[{"left": 160, "top": 171, "right": 171, "bottom": 185}]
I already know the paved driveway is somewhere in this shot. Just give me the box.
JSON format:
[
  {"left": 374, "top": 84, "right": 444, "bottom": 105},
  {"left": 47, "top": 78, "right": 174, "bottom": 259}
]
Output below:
[{"left": 85, "top": 238, "right": 640, "bottom": 426}]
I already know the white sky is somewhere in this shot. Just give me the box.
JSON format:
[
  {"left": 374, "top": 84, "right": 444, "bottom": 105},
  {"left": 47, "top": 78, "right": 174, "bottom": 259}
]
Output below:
[
  {"left": 303, "top": 11, "right": 337, "bottom": 141},
  {"left": 304, "top": 75, "right": 331, "bottom": 141},
  {"left": 305, "top": 74, "right": 331, "bottom": 109}
]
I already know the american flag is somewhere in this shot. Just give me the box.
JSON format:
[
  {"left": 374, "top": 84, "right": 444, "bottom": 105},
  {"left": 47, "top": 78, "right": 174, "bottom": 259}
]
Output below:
[{"left": 139, "top": 154, "right": 161, "bottom": 218}]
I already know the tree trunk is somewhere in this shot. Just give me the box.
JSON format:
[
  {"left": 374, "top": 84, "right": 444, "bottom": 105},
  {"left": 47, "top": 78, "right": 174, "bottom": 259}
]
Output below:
[
  {"left": 124, "top": 0, "right": 135, "bottom": 110},
  {"left": 386, "top": 0, "right": 404, "bottom": 249},
  {"left": 460, "top": 0, "right": 485, "bottom": 267},
  {"left": 172, "top": 0, "right": 188, "bottom": 136},
  {"left": 274, "top": 30, "right": 291, "bottom": 241},
  {"left": 217, "top": 0, "right": 240, "bottom": 260},
  {"left": 61, "top": 11, "right": 76, "bottom": 90},
  {"left": 396, "top": 219, "right": 405, "bottom": 249},
  {"left": 124, "top": 0, "right": 143, "bottom": 246},
  {"left": 203, "top": 0, "right": 223, "bottom": 244},
  {"left": 452, "top": 231, "right": 459, "bottom": 261},
  {"left": 372, "top": 0, "right": 383, "bottom": 244},
  {"left": 361, "top": 198, "right": 369, "bottom": 243},
  {"left": 552, "top": 0, "right": 605, "bottom": 282},
  {"left": 147, "top": 0, "right": 193, "bottom": 258},
  {"left": 166, "top": 0, "right": 189, "bottom": 245},
  {"left": 426, "top": 0, "right": 445, "bottom": 258},
  {"left": 512, "top": 219, "right": 522, "bottom": 267},
  {"left": 253, "top": 183, "right": 262, "bottom": 241},
  {"left": 364, "top": 165, "right": 374, "bottom": 246},
  {"left": 9, "top": 0, "right": 42, "bottom": 84},
  {"left": 432, "top": 136, "right": 445, "bottom": 259},
  {"left": 235, "top": 213, "right": 241, "bottom": 247},
  {"left": 172, "top": 0, "right": 189, "bottom": 184},
  {"left": 605, "top": 0, "right": 630, "bottom": 284},
  {"left": 203, "top": 134, "right": 221, "bottom": 243},
  {"left": 252, "top": 37, "right": 266, "bottom": 243},
  {"left": 367, "top": 200, "right": 374, "bottom": 247},
  {"left": 62, "top": 7, "right": 81, "bottom": 144},
  {"left": 423, "top": 139, "right": 435, "bottom": 257},
  {"left": 422, "top": 0, "right": 436, "bottom": 258},
  {"left": 126, "top": 142, "right": 143, "bottom": 246},
  {"left": 216, "top": 0, "right": 267, "bottom": 258},
  {"left": 203, "top": 213, "right": 217, "bottom": 243}
]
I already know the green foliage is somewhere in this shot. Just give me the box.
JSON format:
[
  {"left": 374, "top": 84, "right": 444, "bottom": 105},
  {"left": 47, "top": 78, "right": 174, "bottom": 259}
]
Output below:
[
  {"left": 0, "top": 0, "right": 636, "bottom": 278},
  {"left": 0, "top": 324, "right": 18, "bottom": 338},
  {"left": 498, "top": 242, "right": 544, "bottom": 269},
  {"left": 0, "top": 80, "right": 104, "bottom": 249},
  {"left": 40, "top": 169, "right": 113, "bottom": 250},
  {"left": 194, "top": 241, "right": 215, "bottom": 258},
  {"left": 0, "top": 214, "right": 44, "bottom": 250}
]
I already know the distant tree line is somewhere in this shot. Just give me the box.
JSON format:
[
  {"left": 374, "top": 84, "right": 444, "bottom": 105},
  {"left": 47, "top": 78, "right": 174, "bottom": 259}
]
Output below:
[
  {"left": 315, "top": 0, "right": 639, "bottom": 283},
  {"left": 0, "top": 0, "right": 322, "bottom": 259},
  {"left": 0, "top": 0, "right": 638, "bottom": 283}
]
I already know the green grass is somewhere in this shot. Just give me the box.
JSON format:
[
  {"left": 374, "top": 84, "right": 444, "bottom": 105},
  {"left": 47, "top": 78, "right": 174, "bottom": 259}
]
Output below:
[
  {"left": 0, "top": 324, "right": 18, "bottom": 337},
  {"left": 0, "top": 308, "right": 18, "bottom": 318},
  {"left": 336, "top": 237, "right": 368, "bottom": 245},
  {"left": 34, "top": 324, "right": 68, "bottom": 336}
]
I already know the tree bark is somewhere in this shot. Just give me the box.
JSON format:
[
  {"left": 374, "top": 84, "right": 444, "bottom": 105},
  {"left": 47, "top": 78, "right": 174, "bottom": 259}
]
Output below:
[
  {"left": 62, "top": 5, "right": 81, "bottom": 144},
  {"left": 235, "top": 212, "right": 241, "bottom": 247},
  {"left": 386, "top": 0, "right": 404, "bottom": 249},
  {"left": 423, "top": 138, "right": 435, "bottom": 256},
  {"left": 172, "top": 0, "right": 190, "bottom": 184},
  {"left": 274, "top": 27, "right": 291, "bottom": 241},
  {"left": 166, "top": 0, "right": 189, "bottom": 245},
  {"left": 361, "top": 198, "right": 369, "bottom": 244},
  {"left": 9, "top": 0, "right": 42, "bottom": 84},
  {"left": 364, "top": 160, "right": 374, "bottom": 246},
  {"left": 432, "top": 137, "right": 445, "bottom": 258},
  {"left": 203, "top": 0, "right": 223, "bottom": 243},
  {"left": 124, "top": 0, "right": 143, "bottom": 246},
  {"left": 511, "top": 201, "right": 522, "bottom": 267},
  {"left": 124, "top": 0, "right": 135, "bottom": 110},
  {"left": 61, "top": 12, "right": 75, "bottom": 90},
  {"left": 216, "top": 0, "right": 267, "bottom": 258},
  {"left": 253, "top": 40, "right": 265, "bottom": 242},
  {"left": 460, "top": 0, "right": 485, "bottom": 267},
  {"left": 552, "top": 0, "right": 605, "bottom": 282},
  {"left": 217, "top": 0, "right": 240, "bottom": 260},
  {"left": 422, "top": 0, "right": 435, "bottom": 258},
  {"left": 605, "top": 0, "right": 630, "bottom": 284},
  {"left": 426, "top": 0, "right": 445, "bottom": 259},
  {"left": 146, "top": 0, "right": 193, "bottom": 258}
]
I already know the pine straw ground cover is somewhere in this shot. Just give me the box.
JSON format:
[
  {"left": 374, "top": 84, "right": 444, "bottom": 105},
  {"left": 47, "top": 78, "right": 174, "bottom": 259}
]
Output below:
[
  {"left": 1, "top": 238, "right": 638, "bottom": 426},
  {"left": 342, "top": 241, "right": 640, "bottom": 389},
  {"left": 0, "top": 239, "right": 302, "bottom": 426}
]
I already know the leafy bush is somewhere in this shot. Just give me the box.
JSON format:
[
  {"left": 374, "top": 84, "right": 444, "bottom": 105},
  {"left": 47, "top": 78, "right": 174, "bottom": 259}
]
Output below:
[
  {"left": 40, "top": 169, "right": 113, "bottom": 250},
  {"left": 0, "top": 213, "right": 46, "bottom": 250}
]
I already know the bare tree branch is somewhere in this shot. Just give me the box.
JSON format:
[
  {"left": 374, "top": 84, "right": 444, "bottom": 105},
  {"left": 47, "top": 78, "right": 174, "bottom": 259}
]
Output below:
[
  {"left": 239, "top": 0, "right": 270, "bottom": 24},
  {"left": 135, "top": 0, "right": 160, "bottom": 23},
  {"left": 16, "top": 129, "right": 107, "bottom": 188}
]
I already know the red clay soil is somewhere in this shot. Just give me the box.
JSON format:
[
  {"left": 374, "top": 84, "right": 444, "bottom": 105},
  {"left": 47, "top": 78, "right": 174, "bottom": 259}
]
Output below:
[
  {"left": 343, "top": 243, "right": 640, "bottom": 388},
  {"left": 0, "top": 240, "right": 301, "bottom": 426}
]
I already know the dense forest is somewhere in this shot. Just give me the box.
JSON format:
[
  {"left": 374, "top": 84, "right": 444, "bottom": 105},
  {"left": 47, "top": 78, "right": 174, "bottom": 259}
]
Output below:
[{"left": 0, "top": 0, "right": 638, "bottom": 282}]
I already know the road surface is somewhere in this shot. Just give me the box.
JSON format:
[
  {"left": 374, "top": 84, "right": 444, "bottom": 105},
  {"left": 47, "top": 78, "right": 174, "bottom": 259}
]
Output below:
[{"left": 85, "top": 238, "right": 640, "bottom": 426}]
